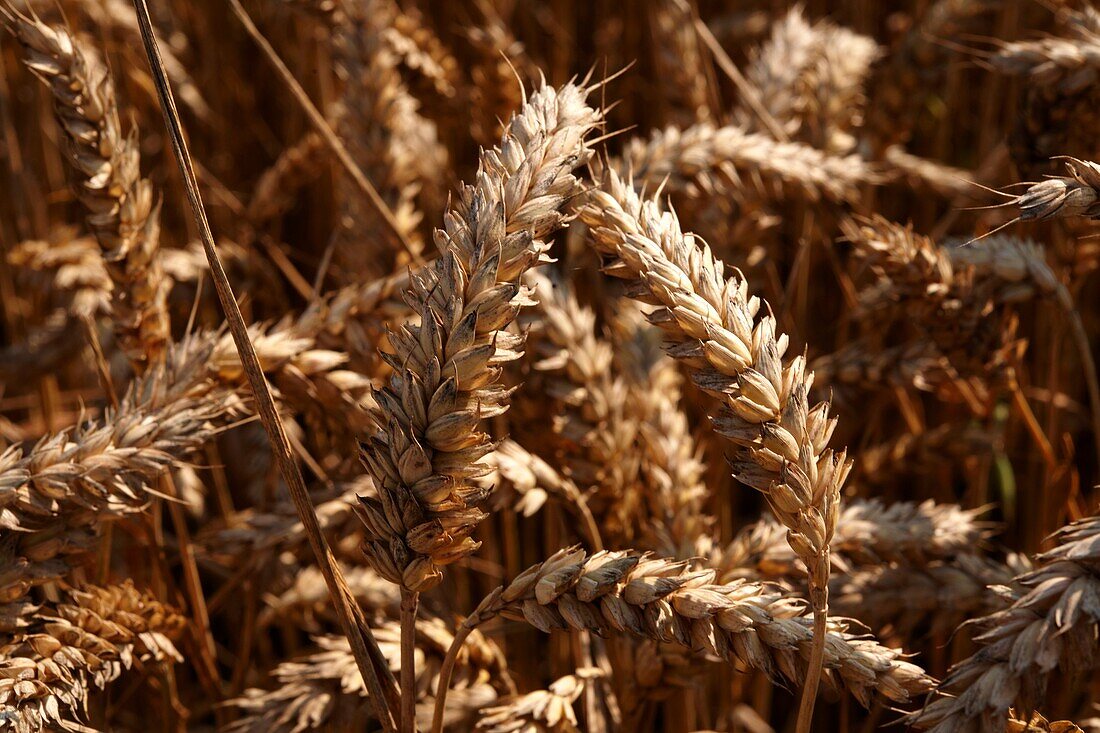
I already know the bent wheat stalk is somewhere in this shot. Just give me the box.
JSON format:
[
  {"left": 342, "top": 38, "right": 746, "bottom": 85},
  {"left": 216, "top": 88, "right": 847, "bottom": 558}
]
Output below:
[{"left": 579, "top": 171, "right": 851, "bottom": 733}]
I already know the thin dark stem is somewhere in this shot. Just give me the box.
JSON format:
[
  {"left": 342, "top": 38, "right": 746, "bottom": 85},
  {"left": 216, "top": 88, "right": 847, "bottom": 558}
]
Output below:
[
  {"left": 127, "top": 2, "right": 398, "bottom": 730},
  {"left": 430, "top": 622, "right": 474, "bottom": 733},
  {"left": 400, "top": 590, "right": 420, "bottom": 733},
  {"left": 225, "top": 0, "right": 420, "bottom": 262}
]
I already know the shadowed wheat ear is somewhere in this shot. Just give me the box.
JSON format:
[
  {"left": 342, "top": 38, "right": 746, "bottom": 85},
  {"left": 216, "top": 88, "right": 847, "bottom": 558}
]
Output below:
[
  {"left": 579, "top": 170, "right": 850, "bottom": 732},
  {"left": 227, "top": 617, "right": 508, "bottom": 733},
  {"left": 354, "top": 79, "right": 603, "bottom": 593},
  {"left": 909, "top": 512, "right": 1100, "bottom": 732},
  {"left": 1, "top": 5, "right": 170, "bottom": 369},
  {"left": 0, "top": 581, "right": 185, "bottom": 731}
]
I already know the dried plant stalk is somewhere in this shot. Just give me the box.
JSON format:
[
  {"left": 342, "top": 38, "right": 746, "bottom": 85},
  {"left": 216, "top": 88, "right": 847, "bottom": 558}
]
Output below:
[{"left": 355, "top": 80, "right": 602, "bottom": 592}]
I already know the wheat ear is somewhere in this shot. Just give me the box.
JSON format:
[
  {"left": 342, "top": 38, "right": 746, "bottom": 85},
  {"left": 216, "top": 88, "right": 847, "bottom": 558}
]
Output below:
[
  {"left": 355, "top": 79, "right": 603, "bottom": 593},
  {"left": 580, "top": 170, "right": 850, "bottom": 730},
  {"left": 1, "top": 6, "right": 170, "bottom": 368},
  {"left": 909, "top": 513, "right": 1100, "bottom": 732},
  {"left": 431, "top": 548, "right": 934, "bottom": 732}
]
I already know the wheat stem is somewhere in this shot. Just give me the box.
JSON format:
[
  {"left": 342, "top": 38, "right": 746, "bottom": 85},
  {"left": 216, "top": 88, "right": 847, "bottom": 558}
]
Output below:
[{"left": 127, "top": 1, "right": 399, "bottom": 728}]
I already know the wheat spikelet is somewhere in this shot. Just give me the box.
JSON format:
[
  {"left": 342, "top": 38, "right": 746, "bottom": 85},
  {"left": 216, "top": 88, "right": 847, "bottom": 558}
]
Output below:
[
  {"left": 620, "top": 123, "right": 877, "bottom": 204},
  {"left": 1, "top": 7, "right": 170, "bottom": 368},
  {"left": 910, "top": 513, "right": 1100, "bottom": 731},
  {"left": 476, "top": 668, "right": 602, "bottom": 733},
  {"left": 1007, "top": 711, "right": 1085, "bottom": 733},
  {"left": 1012, "top": 157, "right": 1100, "bottom": 221},
  {"left": 463, "top": 548, "right": 933, "bottom": 706},
  {"left": 355, "top": 80, "right": 602, "bottom": 591},
  {"left": 994, "top": 29, "right": 1100, "bottom": 92}
]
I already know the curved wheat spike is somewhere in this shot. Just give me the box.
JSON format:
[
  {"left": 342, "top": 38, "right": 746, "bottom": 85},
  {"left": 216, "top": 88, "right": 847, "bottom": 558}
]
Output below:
[
  {"left": 580, "top": 169, "right": 850, "bottom": 727},
  {"left": 1, "top": 7, "right": 170, "bottom": 369},
  {"left": 431, "top": 547, "right": 934, "bottom": 732}
]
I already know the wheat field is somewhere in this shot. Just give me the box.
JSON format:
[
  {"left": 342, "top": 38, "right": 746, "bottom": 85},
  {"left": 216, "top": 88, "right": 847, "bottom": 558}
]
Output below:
[{"left": 0, "top": 0, "right": 1098, "bottom": 731}]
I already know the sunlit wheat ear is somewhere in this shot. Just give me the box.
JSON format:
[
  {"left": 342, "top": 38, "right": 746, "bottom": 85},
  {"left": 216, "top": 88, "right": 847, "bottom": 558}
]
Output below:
[
  {"left": 355, "top": 79, "right": 604, "bottom": 592},
  {"left": 1, "top": 5, "right": 170, "bottom": 369},
  {"left": 581, "top": 169, "right": 847, "bottom": 636},
  {"left": 0, "top": 582, "right": 185, "bottom": 731},
  {"left": 616, "top": 123, "right": 878, "bottom": 205}
]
